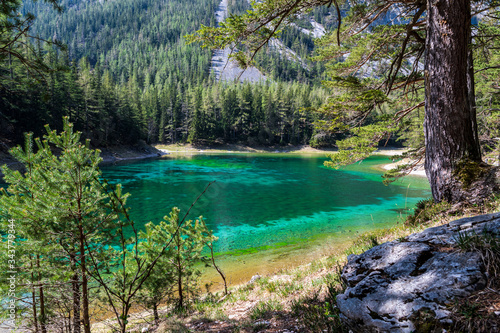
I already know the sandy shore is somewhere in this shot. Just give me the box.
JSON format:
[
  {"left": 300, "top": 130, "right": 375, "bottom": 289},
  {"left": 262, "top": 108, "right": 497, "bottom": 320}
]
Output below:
[
  {"left": 157, "top": 144, "right": 427, "bottom": 177},
  {"left": 156, "top": 143, "right": 338, "bottom": 154},
  {"left": 370, "top": 148, "right": 426, "bottom": 177},
  {"left": 381, "top": 161, "right": 426, "bottom": 177}
]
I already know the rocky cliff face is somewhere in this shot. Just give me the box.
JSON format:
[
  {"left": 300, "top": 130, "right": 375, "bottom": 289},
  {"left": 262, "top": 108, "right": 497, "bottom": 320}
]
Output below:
[{"left": 336, "top": 213, "right": 500, "bottom": 332}]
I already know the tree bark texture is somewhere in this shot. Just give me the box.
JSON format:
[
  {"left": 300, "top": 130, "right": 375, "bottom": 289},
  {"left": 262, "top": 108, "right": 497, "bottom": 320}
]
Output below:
[
  {"left": 37, "top": 256, "right": 47, "bottom": 333},
  {"left": 71, "top": 253, "right": 81, "bottom": 333},
  {"left": 78, "top": 225, "right": 91, "bottom": 333},
  {"left": 424, "top": 0, "right": 488, "bottom": 203}
]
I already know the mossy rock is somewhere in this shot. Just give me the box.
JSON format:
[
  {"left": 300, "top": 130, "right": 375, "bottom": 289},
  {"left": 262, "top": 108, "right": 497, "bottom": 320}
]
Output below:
[{"left": 411, "top": 307, "right": 449, "bottom": 333}]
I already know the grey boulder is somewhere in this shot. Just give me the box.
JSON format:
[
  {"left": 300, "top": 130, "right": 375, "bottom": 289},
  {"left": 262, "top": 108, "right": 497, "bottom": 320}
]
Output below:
[{"left": 336, "top": 213, "right": 500, "bottom": 332}]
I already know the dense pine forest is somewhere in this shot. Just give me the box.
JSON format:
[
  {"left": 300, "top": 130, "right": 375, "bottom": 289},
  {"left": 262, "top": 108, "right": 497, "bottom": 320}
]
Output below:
[{"left": 1, "top": 0, "right": 337, "bottom": 148}]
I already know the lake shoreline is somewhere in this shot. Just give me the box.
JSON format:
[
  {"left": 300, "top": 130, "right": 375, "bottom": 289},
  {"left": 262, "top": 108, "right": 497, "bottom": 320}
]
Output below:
[
  {"left": 0, "top": 143, "right": 166, "bottom": 181},
  {"left": 156, "top": 143, "right": 426, "bottom": 177},
  {"left": 156, "top": 143, "right": 413, "bottom": 157},
  {"left": 0, "top": 142, "right": 426, "bottom": 181},
  {"left": 156, "top": 143, "right": 338, "bottom": 154}
]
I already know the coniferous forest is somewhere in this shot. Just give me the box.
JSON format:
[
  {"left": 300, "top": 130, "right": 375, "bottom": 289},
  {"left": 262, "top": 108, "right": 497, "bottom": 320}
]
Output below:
[{"left": 1, "top": 0, "right": 336, "bottom": 148}]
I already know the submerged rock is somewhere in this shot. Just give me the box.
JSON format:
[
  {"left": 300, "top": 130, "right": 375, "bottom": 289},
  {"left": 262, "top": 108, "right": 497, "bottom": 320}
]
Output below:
[{"left": 336, "top": 212, "right": 500, "bottom": 332}]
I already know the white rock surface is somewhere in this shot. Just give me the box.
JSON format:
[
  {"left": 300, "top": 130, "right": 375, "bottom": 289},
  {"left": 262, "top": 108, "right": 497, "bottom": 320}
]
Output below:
[
  {"left": 210, "top": 0, "right": 266, "bottom": 83},
  {"left": 337, "top": 213, "right": 500, "bottom": 332}
]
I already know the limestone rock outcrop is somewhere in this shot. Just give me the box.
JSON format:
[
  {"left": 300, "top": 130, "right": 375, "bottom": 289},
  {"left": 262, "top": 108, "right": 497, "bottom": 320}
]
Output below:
[{"left": 336, "top": 212, "right": 500, "bottom": 332}]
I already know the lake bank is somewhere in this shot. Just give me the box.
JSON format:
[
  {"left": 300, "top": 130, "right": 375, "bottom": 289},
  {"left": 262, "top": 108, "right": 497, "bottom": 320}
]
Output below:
[
  {"left": 156, "top": 143, "right": 338, "bottom": 154},
  {"left": 156, "top": 143, "right": 426, "bottom": 177},
  {"left": 1, "top": 141, "right": 416, "bottom": 170},
  {"left": 0, "top": 142, "right": 165, "bottom": 180}
]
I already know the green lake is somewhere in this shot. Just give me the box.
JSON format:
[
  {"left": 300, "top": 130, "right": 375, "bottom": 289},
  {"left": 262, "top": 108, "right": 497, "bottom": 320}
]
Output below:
[{"left": 100, "top": 153, "right": 431, "bottom": 284}]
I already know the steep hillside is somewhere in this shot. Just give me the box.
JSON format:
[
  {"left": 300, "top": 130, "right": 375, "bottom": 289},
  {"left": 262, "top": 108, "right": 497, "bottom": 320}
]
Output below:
[{"left": 24, "top": 0, "right": 217, "bottom": 83}]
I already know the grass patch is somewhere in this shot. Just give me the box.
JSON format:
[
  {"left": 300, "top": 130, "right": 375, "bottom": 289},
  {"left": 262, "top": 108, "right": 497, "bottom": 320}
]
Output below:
[
  {"left": 290, "top": 280, "right": 347, "bottom": 333},
  {"left": 278, "top": 281, "right": 303, "bottom": 297},
  {"left": 249, "top": 300, "right": 284, "bottom": 320},
  {"left": 451, "top": 229, "right": 500, "bottom": 332},
  {"left": 454, "top": 230, "right": 500, "bottom": 280},
  {"left": 405, "top": 198, "right": 451, "bottom": 226}
]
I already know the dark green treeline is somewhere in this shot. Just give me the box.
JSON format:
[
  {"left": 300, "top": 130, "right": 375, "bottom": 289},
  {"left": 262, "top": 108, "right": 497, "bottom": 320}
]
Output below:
[
  {"left": 0, "top": 46, "right": 330, "bottom": 146},
  {"left": 0, "top": 0, "right": 331, "bottom": 146}
]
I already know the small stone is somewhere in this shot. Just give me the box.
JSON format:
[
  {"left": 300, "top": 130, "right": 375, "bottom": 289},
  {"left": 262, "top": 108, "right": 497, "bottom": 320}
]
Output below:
[
  {"left": 254, "top": 320, "right": 270, "bottom": 326},
  {"left": 249, "top": 274, "right": 261, "bottom": 284}
]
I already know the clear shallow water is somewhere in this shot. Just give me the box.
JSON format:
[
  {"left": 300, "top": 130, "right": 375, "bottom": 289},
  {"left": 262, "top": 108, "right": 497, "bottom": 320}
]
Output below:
[{"left": 100, "top": 154, "right": 431, "bottom": 256}]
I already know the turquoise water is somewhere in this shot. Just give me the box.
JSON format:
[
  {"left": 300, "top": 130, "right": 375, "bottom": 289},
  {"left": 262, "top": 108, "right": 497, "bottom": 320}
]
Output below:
[{"left": 100, "top": 154, "right": 431, "bottom": 255}]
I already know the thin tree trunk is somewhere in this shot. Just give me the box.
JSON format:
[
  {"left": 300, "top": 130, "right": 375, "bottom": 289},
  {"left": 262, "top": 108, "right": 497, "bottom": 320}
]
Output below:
[
  {"left": 78, "top": 225, "right": 91, "bottom": 333},
  {"left": 70, "top": 253, "right": 81, "bottom": 333},
  {"left": 177, "top": 260, "right": 183, "bottom": 309},
  {"left": 153, "top": 304, "right": 159, "bottom": 325},
  {"left": 37, "top": 256, "right": 47, "bottom": 333},
  {"left": 176, "top": 233, "right": 184, "bottom": 309},
  {"left": 424, "top": 0, "right": 485, "bottom": 203},
  {"left": 209, "top": 243, "right": 227, "bottom": 295},
  {"left": 31, "top": 260, "right": 39, "bottom": 333}
]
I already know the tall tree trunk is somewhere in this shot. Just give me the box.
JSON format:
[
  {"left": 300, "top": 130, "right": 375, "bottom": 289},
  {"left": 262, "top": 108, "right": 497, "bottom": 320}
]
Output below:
[
  {"left": 467, "top": 31, "right": 479, "bottom": 149},
  {"left": 424, "top": 0, "right": 495, "bottom": 203}
]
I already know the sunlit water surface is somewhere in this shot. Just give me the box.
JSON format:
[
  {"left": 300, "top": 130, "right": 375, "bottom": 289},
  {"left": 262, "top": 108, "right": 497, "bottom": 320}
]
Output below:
[{"left": 100, "top": 153, "right": 431, "bottom": 285}]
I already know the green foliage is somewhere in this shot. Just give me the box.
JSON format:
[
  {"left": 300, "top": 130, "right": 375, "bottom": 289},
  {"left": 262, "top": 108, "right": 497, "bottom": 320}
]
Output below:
[
  {"left": 474, "top": 18, "right": 500, "bottom": 163},
  {"left": 0, "top": 120, "right": 219, "bottom": 332},
  {"left": 0, "top": 117, "right": 126, "bottom": 331},
  {"left": 139, "top": 207, "right": 214, "bottom": 310},
  {"left": 191, "top": 0, "right": 428, "bottom": 176},
  {"left": 0, "top": 0, "right": 332, "bottom": 147},
  {"left": 0, "top": 0, "right": 63, "bottom": 86},
  {"left": 405, "top": 199, "right": 451, "bottom": 226}
]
